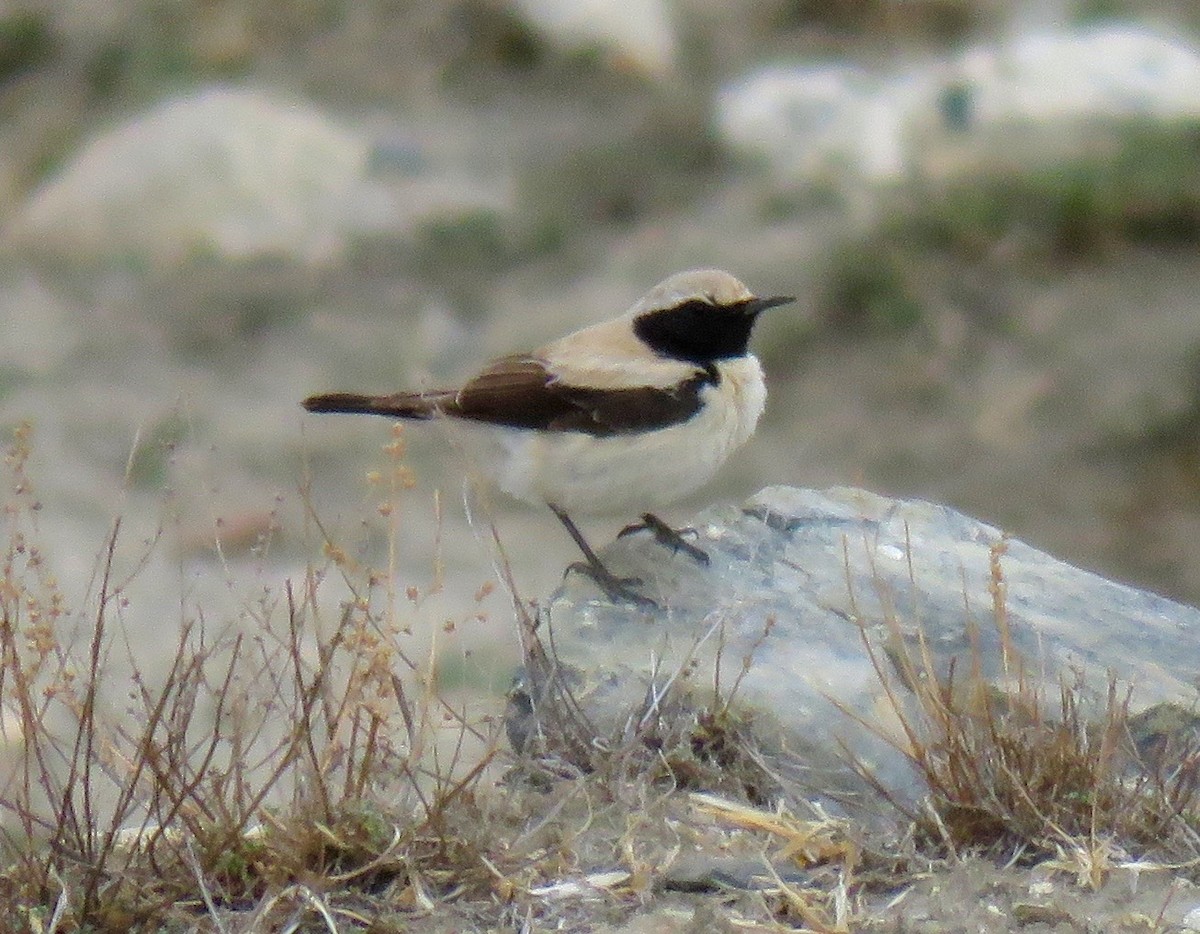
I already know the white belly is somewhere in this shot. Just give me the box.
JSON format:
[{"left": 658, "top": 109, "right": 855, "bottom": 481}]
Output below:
[{"left": 453, "top": 356, "right": 766, "bottom": 515}]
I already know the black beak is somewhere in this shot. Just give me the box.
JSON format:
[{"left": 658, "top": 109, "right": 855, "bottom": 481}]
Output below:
[{"left": 745, "top": 295, "right": 795, "bottom": 315}]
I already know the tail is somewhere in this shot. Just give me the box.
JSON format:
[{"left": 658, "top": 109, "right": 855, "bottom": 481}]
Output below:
[{"left": 301, "top": 391, "right": 451, "bottom": 419}]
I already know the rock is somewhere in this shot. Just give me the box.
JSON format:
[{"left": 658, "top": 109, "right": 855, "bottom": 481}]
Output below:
[
  {"left": 715, "top": 63, "right": 926, "bottom": 187},
  {"left": 956, "top": 24, "right": 1200, "bottom": 126},
  {"left": 6, "top": 85, "right": 508, "bottom": 270},
  {"left": 8, "top": 86, "right": 370, "bottom": 267},
  {"left": 714, "top": 23, "right": 1200, "bottom": 191},
  {"left": 512, "top": 487, "right": 1200, "bottom": 812},
  {"left": 511, "top": 0, "right": 676, "bottom": 75},
  {"left": 0, "top": 274, "right": 83, "bottom": 375}
]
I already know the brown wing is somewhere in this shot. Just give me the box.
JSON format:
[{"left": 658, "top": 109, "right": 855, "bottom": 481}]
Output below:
[{"left": 448, "top": 355, "right": 714, "bottom": 436}]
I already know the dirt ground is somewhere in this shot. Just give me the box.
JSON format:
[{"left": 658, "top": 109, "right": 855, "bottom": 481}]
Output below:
[{"left": 376, "top": 775, "right": 1200, "bottom": 933}]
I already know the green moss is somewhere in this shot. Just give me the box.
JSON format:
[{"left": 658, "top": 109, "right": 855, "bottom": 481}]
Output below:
[
  {"left": 770, "top": 0, "right": 980, "bottom": 43},
  {"left": 822, "top": 241, "right": 924, "bottom": 332},
  {"left": 820, "top": 119, "right": 1200, "bottom": 332},
  {"left": 0, "top": 10, "right": 54, "bottom": 82},
  {"left": 1072, "top": 0, "right": 1127, "bottom": 23},
  {"left": 208, "top": 834, "right": 269, "bottom": 892},
  {"left": 434, "top": 651, "right": 512, "bottom": 694},
  {"left": 916, "top": 121, "right": 1200, "bottom": 257},
  {"left": 444, "top": 0, "right": 548, "bottom": 78},
  {"left": 414, "top": 209, "right": 511, "bottom": 273}
]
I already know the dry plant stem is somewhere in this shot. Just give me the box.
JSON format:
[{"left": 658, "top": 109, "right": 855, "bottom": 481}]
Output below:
[
  {"left": 184, "top": 838, "right": 227, "bottom": 934},
  {"left": 470, "top": 473, "right": 600, "bottom": 765},
  {"left": 988, "top": 538, "right": 1012, "bottom": 675},
  {"left": 114, "top": 624, "right": 206, "bottom": 860},
  {"left": 286, "top": 581, "right": 339, "bottom": 823},
  {"left": 56, "top": 519, "right": 119, "bottom": 915},
  {"left": 763, "top": 858, "right": 849, "bottom": 934},
  {"left": 638, "top": 610, "right": 739, "bottom": 733},
  {"left": 837, "top": 530, "right": 1200, "bottom": 863},
  {"left": 715, "top": 616, "right": 776, "bottom": 721},
  {"left": 461, "top": 479, "right": 595, "bottom": 763},
  {"left": 0, "top": 425, "right": 519, "bottom": 926},
  {"left": 0, "top": 601, "right": 56, "bottom": 845},
  {"left": 539, "top": 605, "right": 603, "bottom": 762},
  {"left": 306, "top": 487, "right": 493, "bottom": 756}
]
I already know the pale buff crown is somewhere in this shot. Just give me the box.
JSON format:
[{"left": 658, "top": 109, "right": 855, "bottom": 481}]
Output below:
[{"left": 624, "top": 269, "right": 755, "bottom": 318}]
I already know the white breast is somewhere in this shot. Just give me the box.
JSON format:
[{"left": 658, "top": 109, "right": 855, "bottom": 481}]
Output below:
[{"left": 462, "top": 356, "right": 767, "bottom": 515}]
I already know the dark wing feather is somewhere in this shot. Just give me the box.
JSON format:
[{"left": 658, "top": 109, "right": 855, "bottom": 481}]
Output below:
[
  {"left": 449, "top": 356, "right": 565, "bottom": 429},
  {"left": 448, "top": 355, "right": 713, "bottom": 436},
  {"left": 303, "top": 390, "right": 451, "bottom": 418}
]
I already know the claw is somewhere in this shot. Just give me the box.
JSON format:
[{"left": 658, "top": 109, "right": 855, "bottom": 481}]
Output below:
[
  {"left": 551, "top": 504, "right": 658, "bottom": 608},
  {"left": 618, "top": 513, "right": 710, "bottom": 566},
  {"left": 565, "top": 562, "right": 657, "bottom": 608}
]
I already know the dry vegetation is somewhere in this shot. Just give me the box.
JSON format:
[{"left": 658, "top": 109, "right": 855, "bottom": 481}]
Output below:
[
  {"left": 0, "top": 421, "right": 1198, "bottom": 932},
  {"left": 841, "top": 539, "right": 1200, "bottom": 891},
  {"left": 0, "top": 421, "right": 514, "bottom": 930}
]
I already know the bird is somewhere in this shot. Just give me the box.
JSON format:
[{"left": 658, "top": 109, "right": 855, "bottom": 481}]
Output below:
[{"left": 302, "top": 269, "right": 793, "bottom": 605}]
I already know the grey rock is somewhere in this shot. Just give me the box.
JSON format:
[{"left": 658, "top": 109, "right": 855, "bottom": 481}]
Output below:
[
  {"left": 658, "top": 853, "right": 818, "bottom": 893},
  {"left": 516, "top": 487, "right": 1200, "bottom": 813},
  {"left": 8, "top": 87, "right": 369, "bottom": 267},
  {"left": 5, "top": 85, "right": 509, "bottom": 270}
]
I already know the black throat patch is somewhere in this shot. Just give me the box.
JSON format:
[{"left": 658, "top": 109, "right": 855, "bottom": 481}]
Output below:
[{"left": 633, "top": 299, "right": 758, "bottom": 365}]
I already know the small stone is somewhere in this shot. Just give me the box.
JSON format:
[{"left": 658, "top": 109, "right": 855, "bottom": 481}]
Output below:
[{"left": 1013, "top": 903, "right": 1074, "bottom": 926}]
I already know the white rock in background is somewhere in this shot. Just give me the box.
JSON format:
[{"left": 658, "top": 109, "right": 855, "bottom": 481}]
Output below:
[
  {"left": 715, "top": 64, "right": 898, "bottom": 185},
  {"left": 715, "top": 23, "right": 1200, "bottom": 192},
  {"left": 512, "top": 0, "right": 677, "bottom": 75},
  {"left": 9, "top": 86, "right": 512, "bottom": 269},
  {"left": 959, "top": 23, "right": 1200, "bottom": 125},
  {"left": 9, "top": 87, "right": 370, "bottom": 267}
]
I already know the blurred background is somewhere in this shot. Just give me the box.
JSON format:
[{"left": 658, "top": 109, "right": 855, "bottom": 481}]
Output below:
[{"left": 3, "top": 0, "right": 1200, "bottom": 681}]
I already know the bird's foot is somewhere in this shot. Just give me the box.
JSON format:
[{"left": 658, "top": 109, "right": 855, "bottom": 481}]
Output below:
[
  {"left": 618, "top": 513, "right": 710, "bottom": 566},
  {"left": 565, "top": 561, "right": 657, "bottom": 609}
]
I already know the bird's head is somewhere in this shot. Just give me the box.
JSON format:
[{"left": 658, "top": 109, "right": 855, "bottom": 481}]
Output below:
[{"left": 631, "top": 269, "right": 794, "bottom": 364}]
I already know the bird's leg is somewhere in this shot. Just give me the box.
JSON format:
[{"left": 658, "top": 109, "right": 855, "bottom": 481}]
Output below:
[
  {"left": 549, "top": 505, "right": 656, "bottom": 608},
  {"left": 617, "top": 512, "right": 710, "bottom": 566}
]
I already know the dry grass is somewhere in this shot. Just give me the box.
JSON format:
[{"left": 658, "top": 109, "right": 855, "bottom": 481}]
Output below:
[
  {"left": 3, "top": 413, "right": 1198, "bottom": 930},
  {"left": 0, "top": 421, "right": 857, "bottom": 932},
  {"left": 841, "top": 536, "right": 1200, "bottom": 882},
  {"left": 0, "top": 422, "right": 513, "bottom": 930},
  {"left": 507, "top": 597, "right": 786, "bottom": 809}
]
